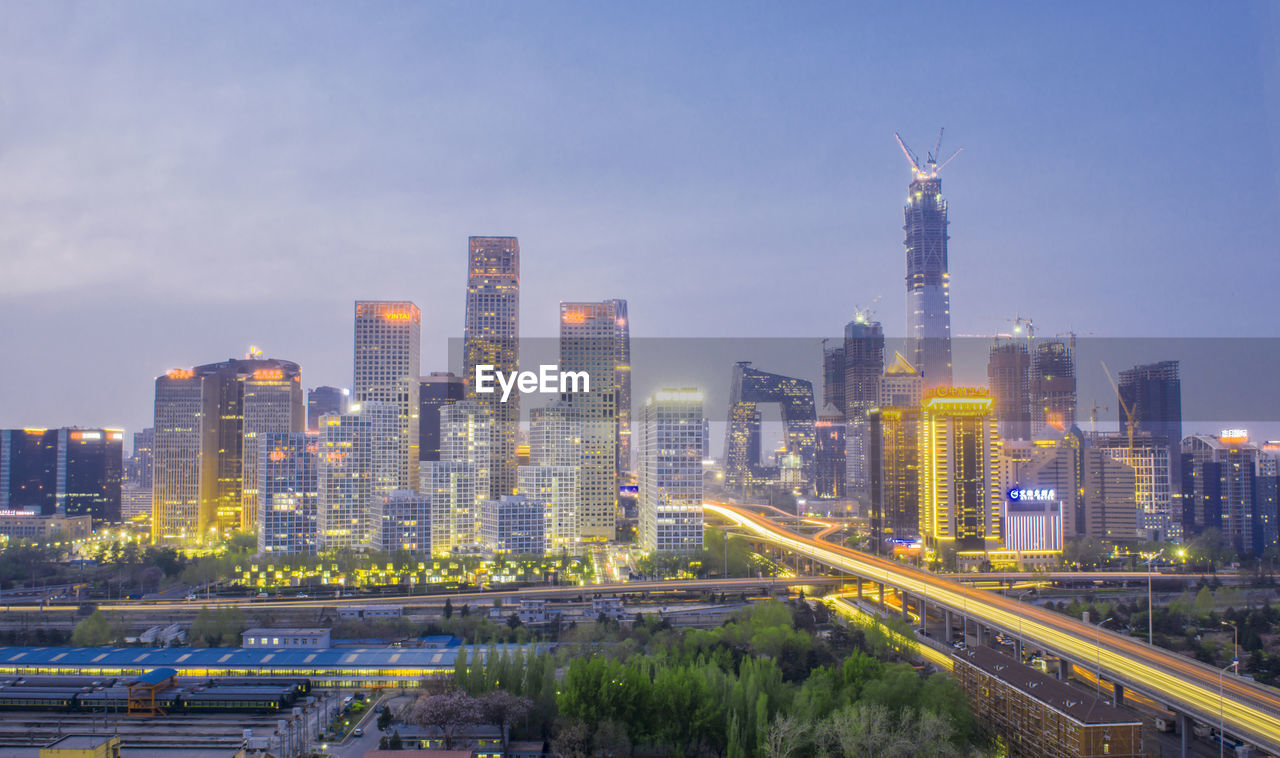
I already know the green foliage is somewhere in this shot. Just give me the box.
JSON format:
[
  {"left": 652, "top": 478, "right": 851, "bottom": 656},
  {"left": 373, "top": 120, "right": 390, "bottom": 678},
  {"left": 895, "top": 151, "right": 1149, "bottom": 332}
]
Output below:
[
  {"left": 71, "top": 611, "right": 117, "bottom": 646},
  {"left": 188, "top": 606, "right": 247, "bottom": 647}
]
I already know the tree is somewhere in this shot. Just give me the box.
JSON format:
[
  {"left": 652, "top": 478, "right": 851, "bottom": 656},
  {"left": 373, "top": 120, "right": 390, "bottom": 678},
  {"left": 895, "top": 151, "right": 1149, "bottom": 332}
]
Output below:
[
  {"left": 388, "top": 731, "right": 403, "bottom": 750},
  {"left": 444, "top": 597, "right": 454, "bottom": 620},
  {"left": 71, "top": 611, "right": 115, "bottom": 646},
  {"left": 479, "top": 690, "right": 532, "bottom": 751},
  {"left": 764, "top": 714, "right": 808, "bottom": 758},
  {"left": 378, "top": 707, "right": 393, "bottom": 731},
  {"left": 409, "top": 691, "right": 483, "bottom": 749}
]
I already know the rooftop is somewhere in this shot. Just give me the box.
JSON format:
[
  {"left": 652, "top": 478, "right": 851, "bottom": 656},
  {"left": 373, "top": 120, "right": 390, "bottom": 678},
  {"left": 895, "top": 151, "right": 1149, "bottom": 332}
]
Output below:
[
  {"left": 0, "top": 643, "right": 476, "bottom": 672},
  {"left": 954, "top": 646, "right": 1140, "bottom": 726}
]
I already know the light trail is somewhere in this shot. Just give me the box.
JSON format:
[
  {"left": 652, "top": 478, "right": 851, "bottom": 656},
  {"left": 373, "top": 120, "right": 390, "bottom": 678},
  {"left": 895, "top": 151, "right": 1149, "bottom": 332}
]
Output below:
[{"left": 707, "top": 501, "right": 1280, "bottom": 754}]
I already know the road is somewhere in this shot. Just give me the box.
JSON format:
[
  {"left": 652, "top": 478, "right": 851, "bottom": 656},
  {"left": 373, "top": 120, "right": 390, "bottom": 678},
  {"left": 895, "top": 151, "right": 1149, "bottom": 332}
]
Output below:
[
  {"left": 707, "top": 501, "right": 1280, "bottom": 756},
  {"left": 326, "top": 692, "right": 415, "bottom": 758}
]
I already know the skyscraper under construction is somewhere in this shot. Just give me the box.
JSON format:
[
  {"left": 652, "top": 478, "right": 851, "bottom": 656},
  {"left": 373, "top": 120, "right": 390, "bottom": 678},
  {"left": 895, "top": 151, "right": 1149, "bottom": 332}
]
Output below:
[{"left": 897, "top": 131, "right": 959, "bottom": 389}]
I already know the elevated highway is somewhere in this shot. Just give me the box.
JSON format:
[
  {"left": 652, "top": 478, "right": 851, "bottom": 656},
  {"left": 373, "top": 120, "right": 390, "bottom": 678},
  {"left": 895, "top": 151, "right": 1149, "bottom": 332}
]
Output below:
[{"left": 707, "top": 501, "right": 1280, "bottom": 756}]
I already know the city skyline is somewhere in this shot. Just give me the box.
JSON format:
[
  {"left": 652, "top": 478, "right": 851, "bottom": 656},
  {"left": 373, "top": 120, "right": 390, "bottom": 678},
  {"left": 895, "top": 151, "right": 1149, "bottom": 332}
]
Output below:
[{"left": 1, "top": 3, "right": 1277, "bottom": 440}]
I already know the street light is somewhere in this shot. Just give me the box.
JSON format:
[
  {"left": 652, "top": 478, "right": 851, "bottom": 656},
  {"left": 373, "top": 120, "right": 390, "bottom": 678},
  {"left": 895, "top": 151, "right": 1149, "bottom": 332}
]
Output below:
[
  {"left": 1222, "top": 620, "right": 1238, "bottom": 668},
  {"left": 1221, "top": 658, "right": 1238, "bottom": 758},
  {"left": 1095, "top": 616, "right": 1114, "bottom": 699},
  {"left": 1146, "top": 548, "right": 1164, "bottom": 645}
]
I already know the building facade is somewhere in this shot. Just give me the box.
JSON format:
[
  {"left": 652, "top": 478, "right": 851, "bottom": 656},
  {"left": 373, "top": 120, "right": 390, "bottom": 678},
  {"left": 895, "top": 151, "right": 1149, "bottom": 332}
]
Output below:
[
  {"left": 559, "top": 301, "right": 620, "bottom": 541},
  {"left": 901, "top": 150, "right": 953, "bottom": 389},
  {"left": 419, "top": 372, "right": 464, "bottom": 462},
  {"left": 373, "top": 489, "right": 431, "bottom": 554},
  {"left": 257, "top": 432, "right": 319, "bottom": 555},
  {"left": 919, "top": 388, "right": 1002, "bottom": 567},
  {"left": 724, "top": 363, "right": 816, "bottom": 494},
  {"left": 639, "top": 389, "right": 704, "bottom": 554},
  {"left": 479, "top": 495, "right": 545, "bottom": 555},
  {"left": 316, "top": 401, "right": 399, "bottom": 550},
  {"left": 151, "top": 369, "right": 205, "bottom": 543},
  {"left": 353, "top": 301, "right": 421, "bottom": 490},
  {"left": 463, "top": 236, "right": 520, "bottom": 500},
  {"left": 988, "top": 340, "right": 1032, "bottom": 441},
  {"left": 868, "top": 405, "right": 920, "bottom": 549},
  {"left": 843, "top": 317, "right": 885, "bottom": 499},
  {"left": 1183, "top": 432, "right": 1259, "bottom": 554},
  {"left": 420, "top": 460, "right": 478, "bottom": 555},
  {"left": 1031, "top": 339, "right": 1076, "bottom": 433},
  {"left": 306, "top": 386, "right": 348, "bottom": 433},
  {"left": 517, "top": 465, "right": 578, "bottom": 553}
]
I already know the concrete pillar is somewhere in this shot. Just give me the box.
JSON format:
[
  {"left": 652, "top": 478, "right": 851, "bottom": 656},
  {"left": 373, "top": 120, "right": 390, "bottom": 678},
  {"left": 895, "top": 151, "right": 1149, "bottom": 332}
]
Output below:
[
  {"left": 1113, "top": 683, "right": 1124, "bottom": 705},
  {"left": 856, "top": 581, "right": 863, "bottom": 600},
  {"left": 975, "top": 624, "right": 988, "bottom": 646},
  {"left": 900, "top": 593, "right": 911, "bottom": 622},
  {"left": 1014, "top": 638, "right": 1022, "bottom": 660},
  {"left": 1057, "top": 659, "right": 1070, "bottom": 680},
  {"left": 877, "top": 583, "right": 886, "bottom": 607},
  {"left": 1178, "top": 712, "right": 1189, "bottom": 758},
  {"left": 918, "top": 596, "right": 928, "bottom": 636},
  {"left": 944, "top": 609, "right": 954, "bottom": 641}
]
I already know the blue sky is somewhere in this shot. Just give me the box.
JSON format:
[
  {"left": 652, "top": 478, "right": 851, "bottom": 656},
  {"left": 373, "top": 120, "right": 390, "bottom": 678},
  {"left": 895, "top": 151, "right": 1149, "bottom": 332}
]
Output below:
[{"left": 0, "top": 2, "right": 1277, "bottom": 439}]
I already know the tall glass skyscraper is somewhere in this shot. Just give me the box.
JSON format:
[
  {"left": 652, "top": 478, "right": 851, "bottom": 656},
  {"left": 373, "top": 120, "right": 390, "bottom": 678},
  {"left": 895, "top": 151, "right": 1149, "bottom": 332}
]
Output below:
[
  {"left": 900, "top": 140, "right": 954, "bottom": 388},
  {"left": 724, "top": 362, "right": 817, "bottom": 494},
  {"left": 463, "top": 237, "right": 520, "bottom": 500},
  {"left": 419, "top": 372, "right": 464, "bottom": 462},
  {"left": 843, "top": 317, "right": 884, "bottom": 498},
  {"left": 560, "top": 300, "right": 620, "bottom": 541},
  {"left": 639, "top": 388, "right": 704, "bottom": 554},
  {"left": 353, "top": 301, "right": 421, "bottom": 490}
]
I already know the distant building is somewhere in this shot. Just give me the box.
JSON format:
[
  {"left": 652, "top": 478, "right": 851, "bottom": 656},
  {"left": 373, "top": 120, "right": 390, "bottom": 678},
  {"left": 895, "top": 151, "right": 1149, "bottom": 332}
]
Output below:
[
  {"left": 1080, "top": 447, "right": 1138, "bottom": 542},
  {"left": 919, "top": 388, "right": 1001, "bottom": 567},
  {"left": 306, "top": 386, "right": 348, "bottom": 432},
  {"left": 610, "top": 299, "right": 632, "bottom": 480},
  {"left": 640, "top": 388, "right": 704, "bottom": 553},
  {"left": 440, "top": 400, "right": 493, "bottom": 516},
  {"left": 822, "top": 341, "right": 845, "bottom": 415},
  {"left": 241, "top": 364, "right": 306, "bottom": 533},
  {"left": 1257, "top": 445, "right": 1279, "bottom": 556},
  {"left": 463, "top": 236, "right": 520, "bottom": 500},
  {"left": 1004, "top": 499, "right": 1063, "bottom": 552},
  {"left": 241, "top": 628, "right": 330, "bottom": 649},
  {"left": 953, "top": 646, "right": 1143, "bottom": 758},
  {"left": 127, "top": 428, "right": 154, "bottom": 491},
  {"left": 480, "top": 495, "right": 545, "bottom": 555},
  {"left": 1183, "top": 431, "right": 1259, "bottom": 554},
  {"left": 317, "top": 401, "right": 399, "bottom": 550},
  {"left": 1000, "top": 434, "right": 1080, "bottom": 540},
  {"left": 560, "top": 301, "right": 621, "bottom": 541},
  {"left": 1118, "top": 360, "right": 1181, "bottom": 528},
  {"left": 518, "top": 464, "right": 578, "bottom": 553},
  {"left": 988, "top": 340, "right": 1031, "bottom": 441},
  {"left": 353, "top": 301, "right": 421, "bottom": 489},
  {"left": 0, "top": 428, "right": 123, "bottom": 523},
  {"left": 1031, "top": 339, "right": 1076, "bottom": 433},
  {"left": 257, "top": 432, "right": 319, "bottom": 555},
  {"left": 0, "top": 511, "right": 92, "bottom": 540},
  {"left": 843, "top": 317, "right": 884, "bottom": 498},
  {"left": 880, "top": 351, "right": 924, "bottom": 407},
  {"left": 901, "top": 146, "right": 953, "bottom": 389},
  {"left": 420, "top": 460, "right": 477, "bottom": 555},
  {"left": 813, "top": 404, "right": 846, "bottom": 499},
  {"left": 1092, "top": 432, "right": 1175, "bottom": 541},
  {"left": 374, "top": 489, "right": 431, "bottom": 554},
  {"left": 869, "top": 405, "right": 920, "bottom": 549},
  {"left": 724, "top": 363, "right": 816, "bottom": 494},
  {"left": 419, "top": 372, "right": 464, "bottom": 462}
]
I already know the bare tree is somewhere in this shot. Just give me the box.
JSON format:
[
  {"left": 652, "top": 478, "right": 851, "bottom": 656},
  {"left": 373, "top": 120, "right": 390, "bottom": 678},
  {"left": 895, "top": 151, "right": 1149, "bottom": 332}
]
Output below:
[{"left": 409, "top": 690, "right": 483, "bottom": 749}]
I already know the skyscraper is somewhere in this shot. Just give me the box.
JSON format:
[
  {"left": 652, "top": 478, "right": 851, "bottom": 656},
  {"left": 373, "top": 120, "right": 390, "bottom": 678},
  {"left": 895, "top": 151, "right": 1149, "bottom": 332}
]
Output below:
[
  {"left": 517, "top": 464, "right": 578, "bottom": 553},
  {"left": 880, "top": 352, "right": 924, "bottom": 407},
  {"left": 898, "top": 133, "right": 955, "bottom": 388},
  {"left": 813, "top": 404, "right": 846, "bottom": 500},
  {"left": 609, "top": 299, "right": 632, "bottom": 481},
  {"left": 639, "top": 388, "right": 704, "bottom": 554},
  {"left": 0, "top": 428, "right": 59, "bottom": 514},
  {"left": 919, "top": 387, "right": 1001, "bottom": 568},
  {"left": 560, "top": 301, "right": 620, "bottom": 541},
  {"left": 307, "top": 387, "right": 349, "bottom": 432},
  {"left": 373, "top": 489, "right": 431, "bottom": 554},
  {"left": 1031, "top": 339, "right": 1076, "bottom": 433},
  {"left": 152, "top": 368, "right": 205, "bottom": 543},
  {"left": 724, "top": 362, "right": 816, "bottom": 494},
  {"left": 440, "top": 399, "right": 493, "bottom": 517},
  {"left": 1183, "top": 431, "right": 1259, "bottom": 554},
  {"left": 419, "top": 372, "right": 464, "bottom": 462},
  {"left": 843, "top": 317, "right": 884, "bottom": 498},
  {"left": 987, "top": 339, "right": 1031, "bottom": 441},
  {"left": 0, "top": 428, "right": 123, "bottom": 523},
  {"left": 868, "top": 405, "right": 920, "bottom": 549},
  {"left": 822, "top": 341, "right": 846, "bottom": 415},
  {"left": 241, "top": 364, "right": 305, "bottom": 532},
  {"left": 353, "top": 301, "right": 421, "bottom": 490},
  {"left": 316, "top": 400, "right": 398, "bottom": 550},
  {"left": 1118, "top": 360, "right": 1182, "bottom": 507},
  {"left": 128, "top": 428, "right": 154, "bottom": 491},
  {"left": 419, "top": 460, "right": 477, "bottom": 556},
  {"left": 463, "top": 236, "right": 520, "bottom": 500},
  {"left": 257, "top": 432, "right": 319, "bottom": 555}
]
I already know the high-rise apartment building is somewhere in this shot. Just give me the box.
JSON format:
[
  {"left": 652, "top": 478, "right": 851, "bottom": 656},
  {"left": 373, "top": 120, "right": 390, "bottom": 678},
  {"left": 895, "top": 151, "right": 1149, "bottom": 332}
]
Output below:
[
  {"left": 373, "top": 489, "right": 431, "bottom": 554},
  {"left": 316, "top": 401, "right": 398, "bottom": 550},
  {"left": 1183, "top": 431, "right": 1259, "bottom": 554},
  {"left": 353, "top": 301, "right": 421, "bottom": 490},
  {"left": 899, "top": 137, "right": 954, "bottom": 388},
  {"left": 419, "top": 372, "right": 464, "bottom": 462},
  {"left": 843, "top": 317, "right": 885, "bottom": 499},
  {"left": 1080, "top": 448, "right": 1138, "bottom": 542},
  {"left": 306, "top": 387, "right": 349, "bottom": 432},
  {"left": 0, "top": 428, "right": 124, "bottom": 523},
  {"left": 419, "top": 460, "right": 477, "bottom": 555},
  {"left": 1092, "top": 432, "right": 1176, "bottom": 541},
  {"left": 1031, "top": 339, "right": 1076, "bottom": 433},
  {"left": 517, "top": 465, "right": 578, "bottom": 553},
  {"left": 639, "top": 388, "right": 704, "bottom": 554},
  {"left": 440, "top": 400, "right": 493, "bottom": 516},
  {"left": 988, "top": 340, "right": 1031, "bottom": 441},
  {"left": 919, "top": 388, "right": 1001, "bottom": 565},
  {"left": 257, "top": 432, "right": 319, "bottom": 555},
  {"left": 560, "top": 301, "right": 620, "bottom": 541},
  {"left": 463, "top": 237, "right": 520, "bottom": 500}
]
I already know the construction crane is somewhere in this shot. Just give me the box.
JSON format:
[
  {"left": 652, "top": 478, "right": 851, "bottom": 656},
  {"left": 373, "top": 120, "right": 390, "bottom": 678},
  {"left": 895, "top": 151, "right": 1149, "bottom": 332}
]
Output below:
[
  {"left": 852, "top": 296, "right": 882, "bottom": 325},
  {"left": 1087, "top": 404, "right": 1109, "bottom": 433},
  {"left": 894, "top": 129, "right": 963, "bottom": 179},
  {"left": 1100, "top": 361, "right": 1136, "bottom": 455}
]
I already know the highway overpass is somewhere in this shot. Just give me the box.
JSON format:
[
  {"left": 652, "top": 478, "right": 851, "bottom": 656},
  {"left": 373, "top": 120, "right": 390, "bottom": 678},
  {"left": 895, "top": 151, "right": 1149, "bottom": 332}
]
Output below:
[{"left": 707, "top": 501, "right": 1280, "bottom": 756}]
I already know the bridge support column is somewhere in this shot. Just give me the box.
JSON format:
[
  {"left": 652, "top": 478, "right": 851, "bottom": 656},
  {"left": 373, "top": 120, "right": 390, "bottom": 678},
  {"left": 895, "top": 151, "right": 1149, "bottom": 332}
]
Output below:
[
  {"left": 944, "top": 609, "right": 954, "bottom": 641},
  {"left": 918, "top": 596, "right": 928, "bottom": 636},
  {"left": 1178, "top": 713, "right": 1189, "bottom": 757},
  {"left": 855, "top": 581, "right": 862, "bottom": 600},
  {"left": 1113, "top": 683, "right": 1123, "bottom": 706},
  {"left": 1014, "top": 638, "right": 1022, "bottom": 660},
  {"left": 1057, "top": 659, "right": 1069, "bottom": 680},
  {"left": 900, "top": 593, "right": 910, "bottom": 622},
  {"left": 877, "top": 583, "right": 886, "bottom": 607},
  {"left": 975, "top": 624, "right": 988, "bottom": 646}
]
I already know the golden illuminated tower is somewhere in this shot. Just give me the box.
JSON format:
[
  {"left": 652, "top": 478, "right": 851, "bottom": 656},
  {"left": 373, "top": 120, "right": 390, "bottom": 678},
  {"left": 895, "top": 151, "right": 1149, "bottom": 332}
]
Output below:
[
  {"left": 463, "top": 237, "right": 519, "bottom": 499},
  {"left": 918, "top": 387, "right": 1002, "bottom": 568},
  {"left": 353, "top": 301, "right": 421, "bottom": 490}
]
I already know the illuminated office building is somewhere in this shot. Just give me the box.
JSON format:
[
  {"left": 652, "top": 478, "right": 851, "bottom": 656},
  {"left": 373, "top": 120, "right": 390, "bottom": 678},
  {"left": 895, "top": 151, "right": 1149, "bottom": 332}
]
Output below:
[
  {"left": 1080, "top": 447, "right": 1138, "bottom": 542},
  {"left": 609, "top": 299, "right": 632, "bottom": 480},
  {"left": 1031, "top": 339, "right": 1076, "bottom": 433},
  {"left": 440, "top": 400, "right": 493, "bottom": 516},
  {"left": 814, "top": 404, "right": 846, "bottom": 499},
  {"left": 987, "top": 339, "right": 1031, "bottom": 441},
  {"left": 868, "top": 405, "right": 919, "bottom": 548},
  {"left": 724, "top": 362, "right": 816, "bottom": 493},
  {"left": 257, "top": 432, "right": 319, "bottom": 555},
  {"left": 843, "top": 317, "right": 884, "bottom": 498},
  {"left": 529, "top": 401, "right": 581, "bottom": 469},
  {"left": 419, "top": 372, "right": 464, "bottom": 462},
  {"left": 0, "top": 428, "right": 123, "bottom": 523},
  {"left": 880, "top": 352, "right": 924, "bottom": 407},
  {"left": 317, "top": 401, "right": 398, "bottom": 550},
  {"left": 1004, "top": 499, "right": 1062, "bottom": 552},
  {"left": 1092, "top": 433, "right": 1175, "bottom": 541},
  {"left": 373, "top": 489, "right": 431, "bottom": 554},
  {"left": 560, "top": 301, "right": 620, "bottom": 540},
  {"left": 1000, "top": 434, "right": 1081, "bottom": 539},
  {"left": 151, "top": 368, "right": 205, "bottom": 542},
  {"left": 1183, "top": 431, "right": 1259, "bottom": 554},
  {"left": 480, "top": 495, "right": 545, "bottom": 556},
  {"left": 241, "top": 364, "right": 305, "bottom": 533},
  {"left": 899, "top": 139, "right": 954, "bottom": 388},
  {"left": 822, "top": 341, "right": 845, "bottom": 413},
  {"left": 353, "top": 301, "right": 421, "bottom": 490},
  {"left": 127, "top": 428, "right": 154, "bottom": 491},
  {"left": 306, "top": 386, "right": 349, "bottom": 432},
  {"left": 517, "top": 465, "right": 578, "bottom": 553},
  {"left": 1118, "top": 360, "right": 1182, "bottom": 525},
  {"left": 1256, "top": 447, "right": 1279, "bottom": 556},
  {"left": 919, "top": 388, "right": 1001, "bottom": 564},
  {"left": 419, "top": 460, "right": 477, "bottom": 555},
  {"left": 639, "top": 389, "right": 705, "bottom": 554},
  {"left": 463, "top": 237, "right": 520, "bottom": 500}
]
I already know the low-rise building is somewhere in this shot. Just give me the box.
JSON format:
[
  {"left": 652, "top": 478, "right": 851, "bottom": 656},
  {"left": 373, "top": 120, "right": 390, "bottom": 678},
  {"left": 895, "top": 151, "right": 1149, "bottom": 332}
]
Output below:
[
  {"left": 40, "top": 734, "right": 121, "bottom": 758},
  {"left": 952, "top": 646, "right": 1142, "bottom": 757},
  {"left": 240, "top": 628, "right": 330, "bottom": 649},
  {"left": 0, "top": 511, "right": 92, "bottom": 540}
]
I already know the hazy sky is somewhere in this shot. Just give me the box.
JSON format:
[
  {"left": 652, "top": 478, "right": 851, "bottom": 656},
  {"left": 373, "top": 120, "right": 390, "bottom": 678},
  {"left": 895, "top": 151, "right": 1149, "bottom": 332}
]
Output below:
[{"left": 1, "top": 2, "right": 1277, "bottom": 442}]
